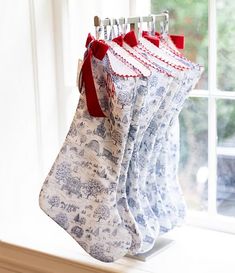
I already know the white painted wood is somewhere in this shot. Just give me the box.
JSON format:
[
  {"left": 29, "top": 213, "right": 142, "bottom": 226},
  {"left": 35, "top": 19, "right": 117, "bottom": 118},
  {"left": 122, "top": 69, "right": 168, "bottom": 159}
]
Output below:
[
  {"left": 217, "top": 147, "right": 235, "bottom": 156},
  {"left": 1, "top": 226, "right": 235, "bottom": 273},
  {"left": 186, "top": 210, "right": 235, "bottom": 234},
  {"left": 189, "top": 89, "right": 235, "bottom": 99},
  {"left": 208, "top": 0, "right": 218, "bottom": 216},
  {"left": 126, "top": 237, "right": 175, "bottom": 261}
]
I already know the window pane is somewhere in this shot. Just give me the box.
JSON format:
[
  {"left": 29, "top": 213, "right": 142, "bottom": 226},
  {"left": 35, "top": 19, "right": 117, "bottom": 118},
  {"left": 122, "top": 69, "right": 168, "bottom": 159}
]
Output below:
[
  {"left": 179, "top": 98, "right": 208, "bottom": 211},
  {"left": 217, "top": 99, "right": 235, "bottom": 217},
  {"left": 217, "top": 99, "right": 235, "bottom": 146},
  {"left": 217, "top": 156, "right": 235, "bottom": 217},
  {"left": 151, "top": 0, "right": 208, "bottom": 89},
  {"left": 217, "top": 0, "right": 235, "bottom": 91}
]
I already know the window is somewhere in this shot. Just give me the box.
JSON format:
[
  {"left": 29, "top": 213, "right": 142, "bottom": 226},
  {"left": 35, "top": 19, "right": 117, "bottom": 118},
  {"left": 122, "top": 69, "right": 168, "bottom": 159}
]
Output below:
[{"left": 151, "top": 0, "right": 235, "bottom": 231}]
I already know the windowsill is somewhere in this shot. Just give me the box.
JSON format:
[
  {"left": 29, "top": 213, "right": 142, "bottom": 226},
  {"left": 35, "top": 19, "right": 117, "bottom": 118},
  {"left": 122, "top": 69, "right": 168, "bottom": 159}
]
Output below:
[{"left": 0, "top": 212, "right": 234, "bottom": 273}]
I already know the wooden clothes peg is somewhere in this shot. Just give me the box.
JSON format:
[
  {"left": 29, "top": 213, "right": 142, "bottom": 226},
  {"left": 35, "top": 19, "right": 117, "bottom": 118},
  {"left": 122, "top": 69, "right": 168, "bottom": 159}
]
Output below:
[{"left": 94, "top": 16, "right": 111, "bottom": 40}]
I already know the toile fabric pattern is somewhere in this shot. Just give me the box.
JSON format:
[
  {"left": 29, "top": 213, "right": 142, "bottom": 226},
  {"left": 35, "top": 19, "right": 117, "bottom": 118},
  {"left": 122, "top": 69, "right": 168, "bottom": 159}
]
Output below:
[
  {"left": 142, "top": 65, "right": 203, "bottom": 232},
  {"left": 125, "top": 38, "right": 191, "bottom": 235},
  {"left": 124, "top": 70, "right": 174, "bottom": 254},
  {"left": 119, "top": 69, "right": 173, "bottom": 255},
  {"left": 123, "top": 34, "right": 203, "bottom": 235},
  {"left": 39, "top": 51, "right": 138, "bottom": 262},
  {"left": 39, "top": 31, "right": 203, "bottom": 263},
  {"left": 147, "top": 37, "right": 204, "bottom": 233}
]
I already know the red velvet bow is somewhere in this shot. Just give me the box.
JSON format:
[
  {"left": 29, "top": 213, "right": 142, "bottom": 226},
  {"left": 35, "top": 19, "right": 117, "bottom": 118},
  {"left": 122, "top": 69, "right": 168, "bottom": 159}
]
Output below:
[
  {"left": 142, "top": 31, "right": 160, "bottom": 47},
  {"left": 155, "top": 31, "right": 185, "bottom": 50},
  {"left": 80, "top": 34, "right": 109, "bottom": 117},
  {"left": 123, "top": 31, "right": 138, "bottom": 47},
  {"left": 169, "top": 34, "right": 185, "bottom": 50},
  {"left": 112, "top": 35, "right": 124, "bottom": 47}
]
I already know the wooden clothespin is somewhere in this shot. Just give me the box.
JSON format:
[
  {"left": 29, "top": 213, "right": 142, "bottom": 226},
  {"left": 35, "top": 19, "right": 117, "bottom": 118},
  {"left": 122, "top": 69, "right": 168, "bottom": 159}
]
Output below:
[{"left": 94, "top": 16, "right": 111, "bottom": 40}]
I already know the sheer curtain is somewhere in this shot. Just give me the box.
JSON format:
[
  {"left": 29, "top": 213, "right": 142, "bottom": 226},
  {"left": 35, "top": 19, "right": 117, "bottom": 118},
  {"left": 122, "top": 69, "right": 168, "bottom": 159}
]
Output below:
[
  {"left": 0, "top": 0, "right": 149, "bottom": 256},
  {"left": 0, "top": 0, "right": 58, "bottom": 243}
]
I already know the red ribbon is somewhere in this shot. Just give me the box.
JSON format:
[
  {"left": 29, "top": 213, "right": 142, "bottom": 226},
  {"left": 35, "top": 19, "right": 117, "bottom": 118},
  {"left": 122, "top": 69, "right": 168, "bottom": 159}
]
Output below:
[
  {"left": 169, "top": 34, "right": 185, "bottom": 50},
  {"left": 113, "top": 31, "right": 160, "bottom": 48},
  {"left": 155, "top": 31, "right": 185, "bottom": 50},
  {"left": 123, "top": 31, "right": 138, "bottom": 47},
  {"left": 80, "top": 34, "right": 109, "bottom": 117},
  {"left": 112, "top": 35, "right": 124, "bottom": 47},
  {"left": 142, "top": 31, "right": 160, "bottom": 47}
]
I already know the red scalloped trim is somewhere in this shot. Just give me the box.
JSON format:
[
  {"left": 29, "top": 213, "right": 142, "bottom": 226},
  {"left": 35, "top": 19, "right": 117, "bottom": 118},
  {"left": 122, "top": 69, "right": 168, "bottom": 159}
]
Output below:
[
  {"left": 142, "top": 32, "right": 187, "bottom": 62},
  {"left": 159, "top": 36, "right": 194, "bottom": 64},
  {"left": 160, "top": 37, "right": 203, "bottom": 70},
  {"left": 105, "top": 53, "right": 141, "bottom": 79},
  {"left": 138, "top": 40, "right": 189, "bottom": 71},
  {"left": 108, "top": 46, "right": 145, "bottom": 77},
  {"left": 160, "top": 37, "right": 203, "bottom": 71},
  {"left": 124, "top": 46, "right": 174, "bottom": 78},
  {"left": 161, "top": 38, "right": 185, "bottom": 58}
]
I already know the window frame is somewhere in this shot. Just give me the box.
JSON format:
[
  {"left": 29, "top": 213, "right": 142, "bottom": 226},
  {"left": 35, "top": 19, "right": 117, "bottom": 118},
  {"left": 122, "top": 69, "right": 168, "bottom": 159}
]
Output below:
[{"left": 183, "top": 0, "right": 235, "bottom": 233}]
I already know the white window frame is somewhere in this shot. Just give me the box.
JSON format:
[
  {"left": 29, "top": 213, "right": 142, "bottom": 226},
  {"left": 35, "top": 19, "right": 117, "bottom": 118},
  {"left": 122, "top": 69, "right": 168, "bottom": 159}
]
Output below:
[
  {"left": 183, "top": 0, "right": 235, "bottom": 233},
  {"left": 56, "top": 0, "right": 235, "bottom": 233}
]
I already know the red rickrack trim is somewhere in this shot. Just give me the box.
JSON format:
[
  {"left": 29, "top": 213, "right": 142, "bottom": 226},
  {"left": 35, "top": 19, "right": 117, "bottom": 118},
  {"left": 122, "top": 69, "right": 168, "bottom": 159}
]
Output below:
[
  {"left": 124, "top": 46, "right": 174, "bottom": 78},
  {"left": 142, "top": 34, "right": 160, "bottom": 48},
  {"left": 108, "top": 46, "right": 144, "bottom": 77},
  {"left": 155, "top": 32, "right": 185, "bottom": 50},
  {"left": 121, "top": 31, "right": 173, "bottom": 78},
  {"left": 144, "top": 31, "right": 185, "bottom": 59},
  {"left": 161, "top": 37, "right": 185, "bottom": 58},
  {"left": 160, "top": 37, "right": 198, "bottom": 69},
  {"left": 159, "top": 37, "right": 204, "bottom": 71},
  {"left": 159, "top": 36, "right": 193, "bottom": 66},
  {"left": 105, "top": 53, "right": 141, "bottom": 79},
  {"left": 137, "top": 41, "right": 188, "bottom": 71}
]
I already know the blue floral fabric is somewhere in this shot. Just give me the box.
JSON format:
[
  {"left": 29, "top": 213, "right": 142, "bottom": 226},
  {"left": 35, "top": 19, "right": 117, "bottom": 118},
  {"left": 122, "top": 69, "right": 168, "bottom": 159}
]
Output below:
[
  {"left": 118, "top": 70, "right": 173, "bottom": 255},
  {"left": 39, "top": 34, "right": 203, "bottom": 262},
  {"left": 39, "top": 53, "right": 139, "bottom": 262},
  {"left": 125, "top": 40, "right": 192, "bottom": 238},
  {"left": 147, "top": 38, "right": 204, "bottom": 233},
  {"left": 144, "top": 66, "right": 203, "bottom": 231},
  {"left": 124, "top": 37, "right": 203, "bottom": 236}
]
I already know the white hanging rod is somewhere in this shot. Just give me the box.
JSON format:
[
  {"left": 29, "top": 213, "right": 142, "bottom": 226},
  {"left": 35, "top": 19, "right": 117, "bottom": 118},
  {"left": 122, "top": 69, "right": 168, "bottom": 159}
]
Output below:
[{"left": 94, "top": 12, "right": 169, "bottom": 27}]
